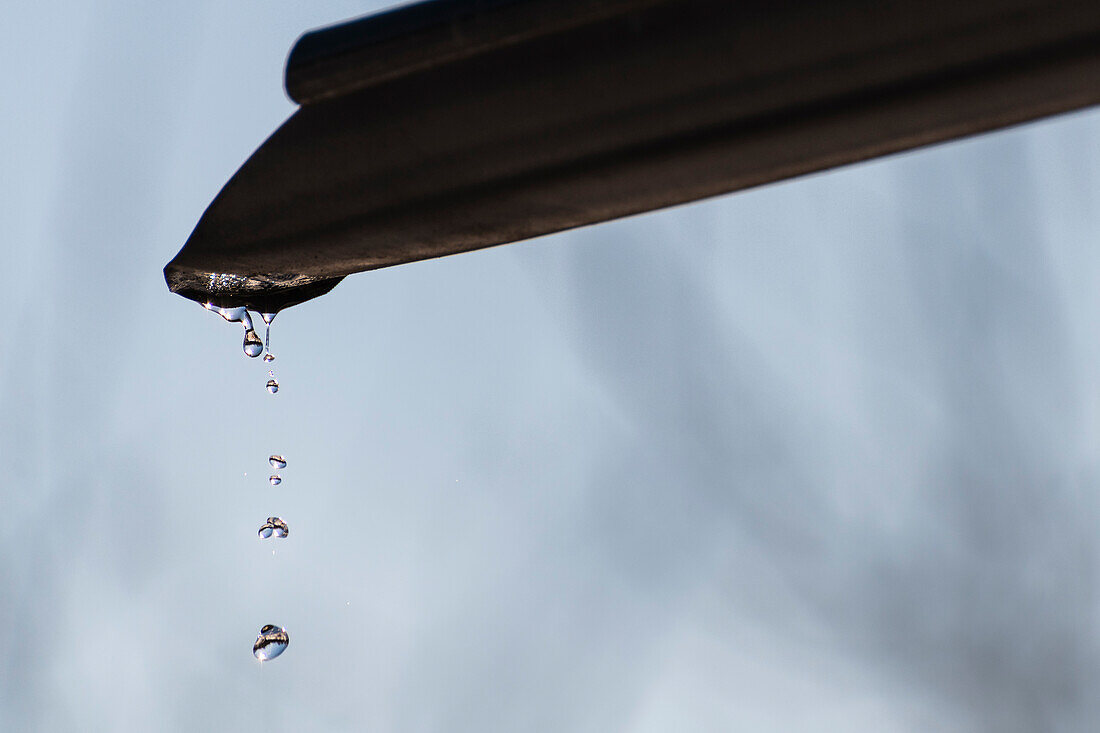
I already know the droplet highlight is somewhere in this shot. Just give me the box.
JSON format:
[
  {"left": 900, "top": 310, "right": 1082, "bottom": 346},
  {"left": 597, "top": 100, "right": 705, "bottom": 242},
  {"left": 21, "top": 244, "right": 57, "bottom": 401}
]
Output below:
[
  {"left": 269, "top": 474, "right": 282, "bottom": 485},
  {"left": 269, "top": 455, "right": 287, "bottom": 469},
  {"left": 257, "top": 517, "right": 289, "bottom": 539},
  {"left": 253, "top": 624, "right": 289, "bottom": 661}
]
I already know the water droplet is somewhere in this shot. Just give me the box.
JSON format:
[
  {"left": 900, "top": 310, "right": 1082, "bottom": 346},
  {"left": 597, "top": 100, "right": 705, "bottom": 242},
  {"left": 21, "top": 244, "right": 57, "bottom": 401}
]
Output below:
[
  {"left": 243, "top": 328, "right": 263, "bottom": 357},
  {"left": 269, "top": 474, "right": 282, "bottom": 485},
  {"left": 253, "top": 624, "right": 289, "bottom": 661},
  {"left": 269, "top": 455, "right": 287, "bottom": 469},
  {"left": 261, "top": 312, "right": 277, "bottom": 356},
  {"left": 266, "top": 378, "right": 279, "bottom": 394},
  {"left": 258, "top": 517, "right": 289, "bottom": 539},
  {"left": 204, "top": 304, "right": 263, "bottom": 359},
  {"left": 205, "top": 304, "right": 252, "bottom": 328},
  {"left": 263, "top": 353, "right": 275, "bottom": 363}
]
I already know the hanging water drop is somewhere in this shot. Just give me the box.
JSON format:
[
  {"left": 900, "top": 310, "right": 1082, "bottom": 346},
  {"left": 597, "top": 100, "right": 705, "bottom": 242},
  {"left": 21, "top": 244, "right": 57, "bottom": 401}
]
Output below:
[
  {"left": 243, "top": 328, "right": 263, "bottom": 357},
  {"left": 253, "top": 624, "right": 289, "bottom": 661},
  {"left": 269, "top": 474, "right": 282, "bottom": 485},
  {"left": 269, "top": 455, "right": 287, "bottom": 469},
  {"left": 204, "top": 304, "right": 263, "bottom": 359},
  {"left": 257, "top": 517, "right": 289, "bottom": 539},
  {"left": 204, "top": 304, "right": 251, "bottom": 326},
  {"left": 266, "top": 378, "right": 279, "bottom": 394},
  {"left": 261, "top": 312, "right": 277, "bottom": 361}
]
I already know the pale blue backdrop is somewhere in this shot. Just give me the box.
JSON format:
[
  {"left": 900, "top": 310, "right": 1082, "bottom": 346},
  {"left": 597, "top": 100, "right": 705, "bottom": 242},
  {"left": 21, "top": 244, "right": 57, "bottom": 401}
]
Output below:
[{"left": 3, "top": 2, "right": 1100, "bottom": 730}]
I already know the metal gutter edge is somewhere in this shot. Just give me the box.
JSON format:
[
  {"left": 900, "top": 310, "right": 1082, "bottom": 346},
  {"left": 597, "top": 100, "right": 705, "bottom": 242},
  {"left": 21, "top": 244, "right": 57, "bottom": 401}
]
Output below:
[{"left": 165, "top": 0, "right": 1100, "bottom": 309}]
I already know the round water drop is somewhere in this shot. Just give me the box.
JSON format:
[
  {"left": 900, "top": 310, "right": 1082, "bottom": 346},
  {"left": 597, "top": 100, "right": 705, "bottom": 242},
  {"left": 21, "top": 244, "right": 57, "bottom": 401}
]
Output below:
[
  {"left": 243, "top": 328, "right": 263, "bottom": 358},
  {"left": 253, "top": 624, "right": 289, "bottom": 661},
  {"left": 266, "top": 378, "right": 279, "bottom": 394},
  {"left": 269, "top": 474, "right": 282, "bottom": 485},
  {"left": 269, "top": 455, "right": 287, "bottom": 469},
  {"left": 258, "top": 516, "right": 289, "bottom": 539},
  {"left": 263, "top": 353, "right": 275, "bottom": 363}
]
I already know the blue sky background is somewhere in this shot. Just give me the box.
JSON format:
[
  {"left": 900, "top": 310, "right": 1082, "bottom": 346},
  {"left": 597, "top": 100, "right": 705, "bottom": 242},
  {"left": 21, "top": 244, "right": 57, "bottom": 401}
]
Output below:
[{"left": 4, "top": 2, "right": 1100, "bottom": 730}]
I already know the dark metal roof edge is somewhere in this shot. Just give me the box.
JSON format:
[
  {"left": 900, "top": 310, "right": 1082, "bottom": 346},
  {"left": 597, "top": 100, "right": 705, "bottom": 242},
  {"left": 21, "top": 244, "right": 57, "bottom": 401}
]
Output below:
[
  {"left": 284, "top": 0, "right": 660, "bottom": 104},
  {"left": 169, "top": 0, "right": 1100, "bottom": 312}
]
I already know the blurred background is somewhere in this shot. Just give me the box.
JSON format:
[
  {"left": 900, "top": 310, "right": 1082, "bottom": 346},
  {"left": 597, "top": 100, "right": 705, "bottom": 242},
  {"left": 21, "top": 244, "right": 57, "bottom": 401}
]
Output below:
[{"left": 4, "top": 1, "right": 1100, "bottom": 730}]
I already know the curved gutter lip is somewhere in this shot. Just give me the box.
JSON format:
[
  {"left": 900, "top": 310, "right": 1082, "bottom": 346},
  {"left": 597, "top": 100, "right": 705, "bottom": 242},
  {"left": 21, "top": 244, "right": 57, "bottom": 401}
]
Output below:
[
  {"left": 284, "top": 0, "right": 662, "bottom": 105},
  {"left": 163, "top": 265, "right": 344, "bottom": 313},
  {"left": 167, "top": 0, "right": 1100, "bottom": 310}
]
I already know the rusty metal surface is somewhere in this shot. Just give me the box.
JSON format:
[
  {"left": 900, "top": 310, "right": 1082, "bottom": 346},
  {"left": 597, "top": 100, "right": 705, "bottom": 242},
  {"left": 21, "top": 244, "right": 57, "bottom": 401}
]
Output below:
[{"left": 165, "top": 0, "right": 1100, "bottom": 308}]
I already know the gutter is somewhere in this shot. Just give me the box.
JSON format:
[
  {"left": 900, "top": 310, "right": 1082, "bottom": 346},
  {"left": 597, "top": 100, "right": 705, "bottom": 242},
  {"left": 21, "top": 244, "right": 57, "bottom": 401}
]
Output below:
[{"left": 164, "top": 0, "right": 1100, "bottom": 310}]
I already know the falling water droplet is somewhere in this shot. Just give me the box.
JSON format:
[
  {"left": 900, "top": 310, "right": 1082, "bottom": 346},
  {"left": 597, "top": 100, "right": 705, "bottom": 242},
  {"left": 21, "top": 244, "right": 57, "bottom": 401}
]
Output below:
[
  {"left": 263, "top": 353, "right": 275, "bottom": 363},
  {"left": 257, "top": 517, "right": 289, "bottom": 539},
  {"left": 266, "top": 378, "right": 279, "bottom": 394},
  {"left": 269, "top": 474, "right": 282, "bottom": 485},
  {"left": 269, "top": 455, "right": 287, "bottom": 469},
  {"left": 253, "top": 624, "right": 289, "bottom": 661},
  {"left": 243, "top": 329, "right": 263, "bottom": 357}
]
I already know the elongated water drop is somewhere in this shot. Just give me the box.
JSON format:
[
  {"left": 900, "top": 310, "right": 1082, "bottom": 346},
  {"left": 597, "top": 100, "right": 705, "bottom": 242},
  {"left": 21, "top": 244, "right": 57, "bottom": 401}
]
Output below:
[
  {"left": 243, "top": 328, "right": 263, "bottom": 357},
  {"left": 266, "top": 378, "right": 279, "bottom": 394},
  {"left": 204, "top": 304, "right": 263, "bottom": 359},
  {"left": 261, "top": 312, "right": 277, "bottom": 361},
  {"left": 253, "top": 624, "right": 289, "bottom": 661},
  {"left": 269, "top": 455, "right": 287, "bottom": 469},
  {"left": 204, "top": 304, "right": 251, "bottom": 327},
  {"left": 257, "top": 517, "right": 289, "bottom": 539},
  {"left": 269, "top": 474, "right": 282, "bottom": 485}
]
